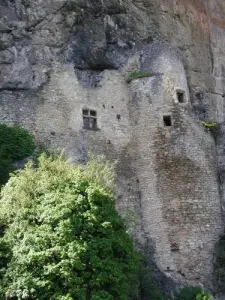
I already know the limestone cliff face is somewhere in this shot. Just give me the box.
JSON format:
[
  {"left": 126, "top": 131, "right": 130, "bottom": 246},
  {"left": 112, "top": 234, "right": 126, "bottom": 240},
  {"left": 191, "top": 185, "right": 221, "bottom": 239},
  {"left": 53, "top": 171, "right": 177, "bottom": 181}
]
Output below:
[
  {"left": 1, "top": 0, "right": 225, "bottom": 116},
  {"left": 1, "top": 0, "right": 225, "bottom": 111},
  {"left": 1, "top": 0, "right": 225, "bottom": 295}
]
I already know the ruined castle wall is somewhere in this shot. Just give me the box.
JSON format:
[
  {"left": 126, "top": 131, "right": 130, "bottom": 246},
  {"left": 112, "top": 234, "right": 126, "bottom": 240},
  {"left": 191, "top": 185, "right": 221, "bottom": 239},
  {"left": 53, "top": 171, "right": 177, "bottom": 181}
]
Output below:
[
  {"left": 128, "top": 44, "right": 223, "bottom": 286},
  {"left": 0, "top": 14, "right": 224, "bottom": 289}
]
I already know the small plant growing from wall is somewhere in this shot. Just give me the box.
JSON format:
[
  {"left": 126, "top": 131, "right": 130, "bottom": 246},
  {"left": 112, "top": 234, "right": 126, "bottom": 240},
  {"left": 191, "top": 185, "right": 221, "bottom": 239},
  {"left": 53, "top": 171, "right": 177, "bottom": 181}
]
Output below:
[
  {"left": 127, "top": 71, "right": 153, "bottom": 83},
  {"left": 200, "top": 121, "right": 217, "bottom": 129},
  {"left": 200, "top": 121, "right": 220, "bottom": 142}
]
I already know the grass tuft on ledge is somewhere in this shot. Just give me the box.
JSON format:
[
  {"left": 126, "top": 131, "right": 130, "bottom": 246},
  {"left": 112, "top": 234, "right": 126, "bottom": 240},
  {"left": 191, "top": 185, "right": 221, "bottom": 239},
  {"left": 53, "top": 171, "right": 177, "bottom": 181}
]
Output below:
[
  {"left": 127, "top": 71, "right": 153, "bottom": 83},
  {"left": 200, "top": 120, "right": 220, "bottom": 142}
]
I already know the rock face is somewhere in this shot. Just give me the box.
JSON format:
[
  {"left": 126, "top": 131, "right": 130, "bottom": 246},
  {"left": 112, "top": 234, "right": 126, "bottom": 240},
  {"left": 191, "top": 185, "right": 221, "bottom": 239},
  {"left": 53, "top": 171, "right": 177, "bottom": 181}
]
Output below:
[{"left": 1, "top": 0, "right": 225, "bottom": 295}]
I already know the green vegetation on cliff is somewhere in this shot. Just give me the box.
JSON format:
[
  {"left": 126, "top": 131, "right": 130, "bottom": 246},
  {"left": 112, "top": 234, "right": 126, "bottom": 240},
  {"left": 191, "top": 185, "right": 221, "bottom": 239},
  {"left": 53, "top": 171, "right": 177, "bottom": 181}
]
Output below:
[
  {"left": 127, "top": 71, "right": 153, "bottom": 83},
  {"left": 0, "top": 124, "right": 35, "bottom": 186},
  {"left": 174, "top": 286, "right": 211, "bottom": 300},
  {"left": 0, "top": 154, "right": 139, "bottom": 300},
  {"left": 200, "top": 121, "right": 220, "bottom": 142}
]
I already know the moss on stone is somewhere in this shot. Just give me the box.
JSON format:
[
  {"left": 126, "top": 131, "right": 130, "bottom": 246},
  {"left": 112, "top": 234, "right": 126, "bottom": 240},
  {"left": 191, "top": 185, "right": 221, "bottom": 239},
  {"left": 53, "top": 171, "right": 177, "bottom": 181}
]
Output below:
[{"left": 127, "top": 71, "right": 153, "bottom": 83}]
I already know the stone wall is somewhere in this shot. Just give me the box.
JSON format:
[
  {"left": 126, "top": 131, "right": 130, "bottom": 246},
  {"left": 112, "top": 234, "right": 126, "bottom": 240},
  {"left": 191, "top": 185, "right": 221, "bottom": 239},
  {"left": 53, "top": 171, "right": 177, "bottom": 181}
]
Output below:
[
  {"left": 0, "top": 41, "right": 223, "bottom": 290},
  {"left": 1, "top": 0, "right": 225, "bottom": 294},
  {"left": 128, "top": 43, "right": 223, "bottom": 287}
]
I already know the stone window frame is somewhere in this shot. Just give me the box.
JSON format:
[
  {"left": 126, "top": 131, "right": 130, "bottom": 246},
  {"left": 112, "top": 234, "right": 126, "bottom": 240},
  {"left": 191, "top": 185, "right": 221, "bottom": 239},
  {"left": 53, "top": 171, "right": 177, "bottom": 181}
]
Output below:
[
  {"left": 175, "top": 88, "right": 187, "bottom": 104},
  {"left": 82, "top": 109, "right": 98, "bottom": 130}
]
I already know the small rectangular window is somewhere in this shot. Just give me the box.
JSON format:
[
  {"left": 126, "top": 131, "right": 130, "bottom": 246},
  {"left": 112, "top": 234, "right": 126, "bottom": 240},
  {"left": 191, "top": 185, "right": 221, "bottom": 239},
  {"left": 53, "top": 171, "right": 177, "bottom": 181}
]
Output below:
[
  {"left": 171, "top": 243, "right": 179, "bottom": 252},
  {"left": 176, "top": 90, "right": 185, "bottom": 103},
  {"left": 82, "top": 109, "right": 97, "bottom": 130},
  {"left": 163, "top": 115, "right": 172, "bottom": 127}
]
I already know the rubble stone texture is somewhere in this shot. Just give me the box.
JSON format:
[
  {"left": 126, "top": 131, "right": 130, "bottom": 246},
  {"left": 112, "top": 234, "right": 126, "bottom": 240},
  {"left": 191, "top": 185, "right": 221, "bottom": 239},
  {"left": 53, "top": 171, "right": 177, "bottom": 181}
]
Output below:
[{"left": 1, "top": 0, "right": 225, "bottom": 295}]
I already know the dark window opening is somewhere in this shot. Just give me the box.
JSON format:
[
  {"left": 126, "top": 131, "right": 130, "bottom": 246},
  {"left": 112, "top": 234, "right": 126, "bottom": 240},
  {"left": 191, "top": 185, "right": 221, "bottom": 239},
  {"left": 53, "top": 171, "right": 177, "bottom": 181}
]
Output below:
[
  {"left": 82, "top": 109, "right": 97, "bottom": 130},
  {"left": 83, "top": 109, "right": 88, "bottom": 115},
  {"left": 177, "top": 90, "right": 185, "bottom": 103},
  {"left": 90, "top": 110, "right": 96, "bottom": 117},
  {"left": 163, "top": 115, "right": 172, "bottom": 127},
  {"left": 171, "top": 243, "right": 179, "bottom": 252},
  {"left": 127, "top": 183, "right": 132, "bottom": 192}
]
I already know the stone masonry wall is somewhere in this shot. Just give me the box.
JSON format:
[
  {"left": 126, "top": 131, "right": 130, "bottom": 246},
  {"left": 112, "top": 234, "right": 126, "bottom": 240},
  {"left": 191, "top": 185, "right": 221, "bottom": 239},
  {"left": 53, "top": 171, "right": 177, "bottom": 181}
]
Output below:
[
  {"left": 128, "top": 43, "right": 223, "bottom": 287},
  {"left": 0, "top": 42, "right": 223, "bottom": 290},
  {"left": 1, "top": 0, "right": 225, "bottom": 294}
]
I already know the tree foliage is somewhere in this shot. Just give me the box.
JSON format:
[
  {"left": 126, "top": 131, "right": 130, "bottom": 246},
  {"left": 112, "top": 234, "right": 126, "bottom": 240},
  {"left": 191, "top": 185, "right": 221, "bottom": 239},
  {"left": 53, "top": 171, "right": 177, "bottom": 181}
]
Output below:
[
  {"left": 0, "top": 124, "right": 35, "bottom": 186},
  {"left": 0, "top": 154, "right": 139, "bottom": 299},
  {"left": 174, "top": 286, "right": 211, "bottom": 300},
  {"left": 138, "top": 264, "right": 164, "bottom": 300}
]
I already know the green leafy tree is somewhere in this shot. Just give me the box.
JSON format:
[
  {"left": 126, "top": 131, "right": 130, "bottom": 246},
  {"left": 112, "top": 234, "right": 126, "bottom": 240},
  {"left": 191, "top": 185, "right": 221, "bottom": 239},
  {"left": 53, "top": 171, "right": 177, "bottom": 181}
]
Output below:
[
  {"left": 0, "top": 154, "right": 139, "bottom": 300},
  {"left": 0, "top": 124, "right": 35, "bottom": 186}
]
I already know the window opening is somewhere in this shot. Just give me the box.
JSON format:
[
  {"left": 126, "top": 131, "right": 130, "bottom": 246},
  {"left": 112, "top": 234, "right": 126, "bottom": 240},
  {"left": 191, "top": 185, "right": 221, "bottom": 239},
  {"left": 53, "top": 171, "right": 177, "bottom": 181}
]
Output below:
[
  {"left": 176, "top": 90, "right": 185, "bottom": 103},
  {"left": 90, "top": 110, "right": 96, "bottom": 117},
  {"left": 82, "top": 109, "right": 97, "bottom": 130},
  {"left": 163, "top": 115, "right": 172, "bottom": 127},
  {"left": 171, "top": 243, "right": 179, "bottom": 252}
]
